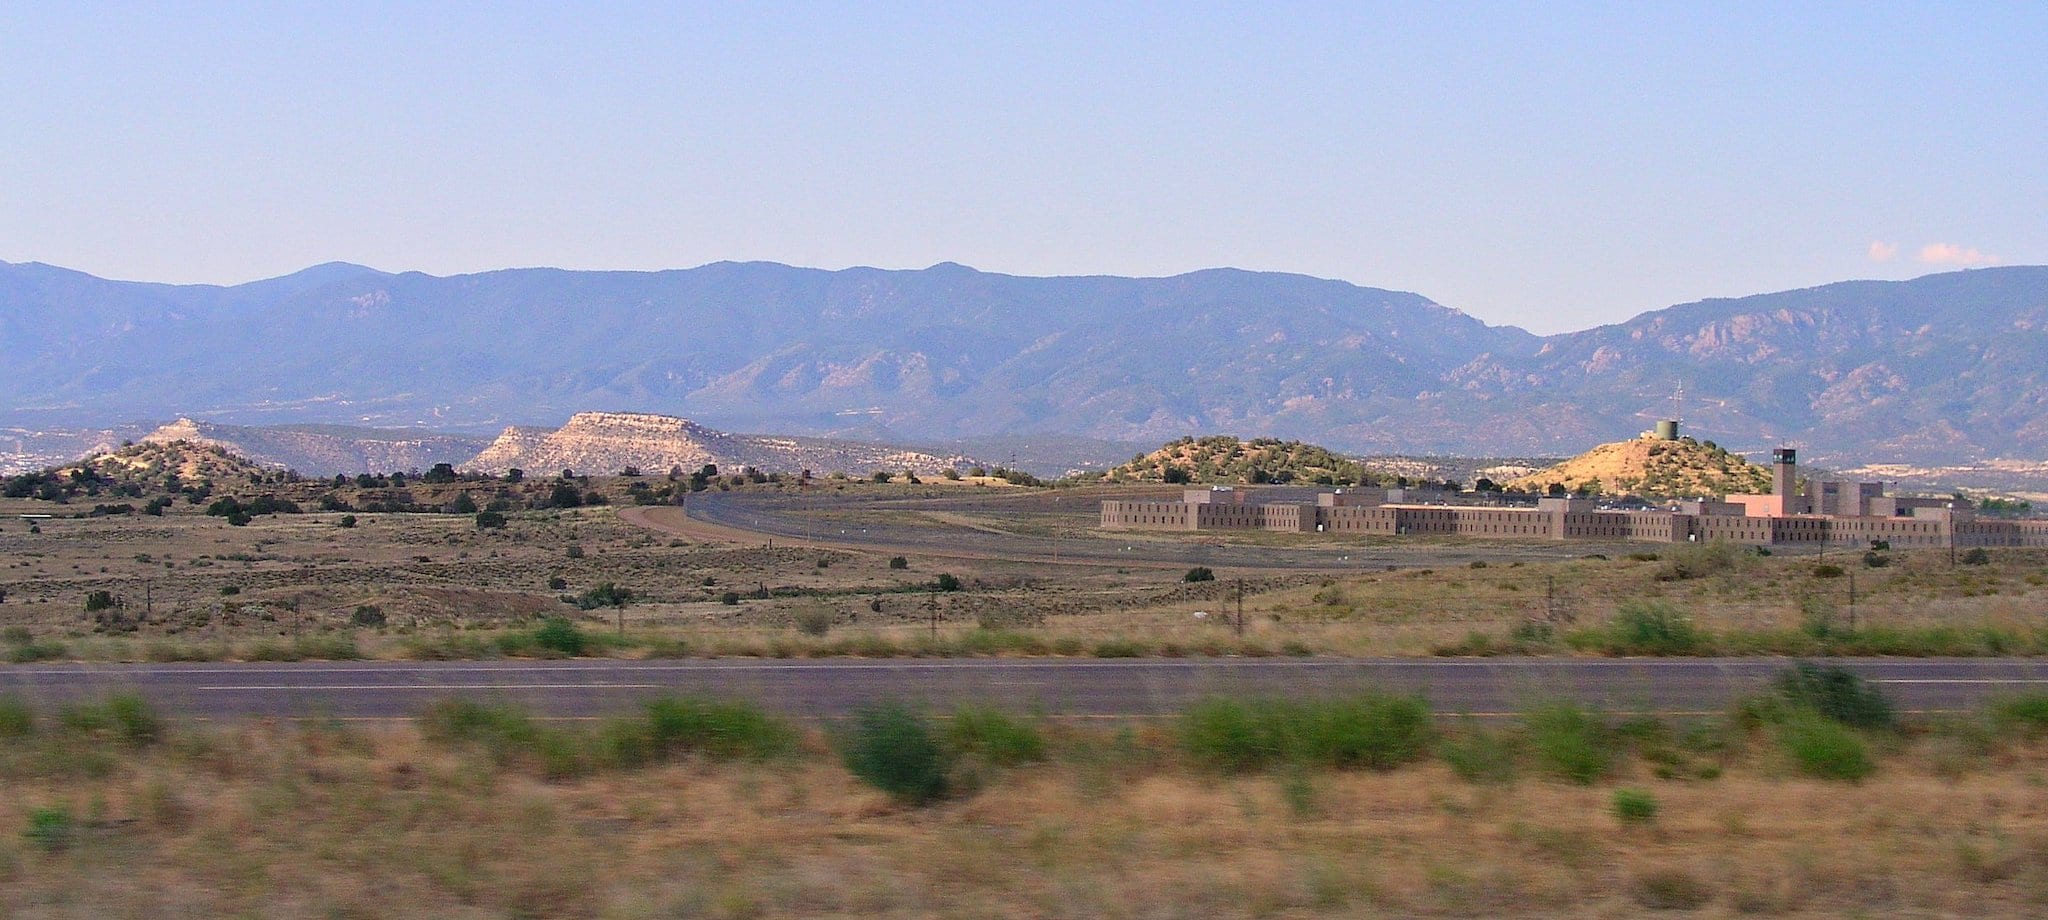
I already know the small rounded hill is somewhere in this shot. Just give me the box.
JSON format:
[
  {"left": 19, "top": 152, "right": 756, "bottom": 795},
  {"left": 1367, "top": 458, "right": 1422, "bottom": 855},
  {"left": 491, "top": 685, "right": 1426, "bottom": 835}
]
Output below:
[
  {"left": 1104, "top": 436, "right": 1384, "bottom": 486},
  {"left": 1506, "top": 434, "right": 1769, "bottom": 498}
]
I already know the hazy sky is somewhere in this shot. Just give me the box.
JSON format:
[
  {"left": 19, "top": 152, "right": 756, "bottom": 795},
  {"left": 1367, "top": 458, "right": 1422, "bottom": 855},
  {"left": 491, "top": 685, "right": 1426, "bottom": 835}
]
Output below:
[{"left": 3, "top": 3, "right": 2042, "bottom": 333}]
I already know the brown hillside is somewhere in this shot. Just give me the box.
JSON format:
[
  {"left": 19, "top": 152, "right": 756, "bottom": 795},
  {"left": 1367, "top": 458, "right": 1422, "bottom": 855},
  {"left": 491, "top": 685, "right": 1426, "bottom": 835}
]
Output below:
[{"left": 1505, "top": 435, "right": 1769, "bottom": 498}]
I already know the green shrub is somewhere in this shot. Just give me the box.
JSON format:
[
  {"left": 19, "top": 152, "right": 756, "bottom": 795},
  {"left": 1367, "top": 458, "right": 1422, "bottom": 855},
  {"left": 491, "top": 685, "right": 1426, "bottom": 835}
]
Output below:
[
  {"left": 1510, "top": 619, "right": 1557, "bottom": 647},
  {"left": 642, "top": 697, "right": 793, "bottom": 760},
  {"left": 1523, "top": 701, "right": 1613, "bottom": 784},
  {"left": 425, "top": 697, "right": 789, "bottom": 776},
  {"left": 946, "top": 705, "right": 1046, "bottom": 766},
  {"left": 793, "top": 608, "right": 834, "bottom": 637},
  {"left": 1657, "top": 540, "right": 1744, "bottom": 580},
  {"left": 350, "top": 605, "right": 387, "bottom": 627},
  {"left": 1606, "top": 600, "right": 1704, "bottom": 655},
  {"left": 1612, "top": 788, "right": 1659, "bottom": 823},
  {"left": 1184, "top": 566, "right": 1216, "bottom": 583},
  {"left": 1181, "top": 698, "right": 1281, "bottom": 772},
  {"left": 59, "top": 694, "right": 163, "bottom": 745},
  {"left": 1433, "top": 631, "right": 1500, "bottom": 656},
  {"left": 420, "top": 700, "right": 588, "bottom": 778},
  {"left": 293, "top": 634, "right": 363, "bottom": 661},
  {"left": 1776, "top": 710, "right": 1875, "bottom": 781},
  {"left": 933, "top": 573, "right": 963, "bottom": 592},
  {"left": 1631, "top": 868, "right": 1713, "bottom": 910},
  {"left": 1774, "top": 662, "right": 1895, "bottom": 730},
  {"left": 1304, "top": 694, "right": 1433, "bottom": 770},
  {"left": 842, "top": 702, "right": 950, "bottom": 805},
  {"left": 0, "top": 696, "right": 34, "bottom": 737},
  {"left": 1811, "top": 563, "right": 1844, "bottom": 578},
  {"left": 591, "top": 717, "right": 656, "bottom": 768},
  {"left": 1862, "top": 550, "right": 1890, "bottom": 568},
  {"left": 528, "top": 730, "right": 595, "bottom": 780},
  {"left": 574, "top": 582, "right": 633, "bottom": 610},
  {"left": 1181, "top": 694, "right": 1432, "bottom": 773},
  {"left": 721, "top": 591, "right": 741, "bottom": 605},
  {"left": 1960, "top": 547, "right": 1991, "bottom": 566},
  {"left": 533, "top": 616, "right": 588, "bottom": 656},
  {"left": 422, "top": 699, "right": 543, "bottom": 763},
  {"left": 888, "top": 556, "right": 909, "bottom": 569},
  {"left": 1990, "top": 694, "right": 2048, "bottom": 734},
  {"left": 1438, "top": 724, "right": 1518, "bottom": 784},
  {"left": 24, "top": 806, "right": 75, "bottom": 853},
  {"left": 7, "top": 641, "right": 67, "bottom": 663},
  {"left": 1093, "top": 638, "right": 1146, "bottom": 658}
]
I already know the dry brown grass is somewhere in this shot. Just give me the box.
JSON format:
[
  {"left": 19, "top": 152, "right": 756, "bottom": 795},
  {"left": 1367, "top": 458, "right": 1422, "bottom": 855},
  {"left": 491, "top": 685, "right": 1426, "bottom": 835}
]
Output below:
[
  {"left": 9, "top": 709, "right": 2048, "bottom": 918},
  {"left": 5, "top": 485, "right": 2047, "bottom": 662}
]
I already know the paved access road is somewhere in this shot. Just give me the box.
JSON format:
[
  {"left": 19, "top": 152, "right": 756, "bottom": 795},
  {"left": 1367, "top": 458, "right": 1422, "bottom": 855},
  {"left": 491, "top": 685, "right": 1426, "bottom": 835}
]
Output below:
[{"left": 6, "top": 658, "right": 2047, "bottom": 720}]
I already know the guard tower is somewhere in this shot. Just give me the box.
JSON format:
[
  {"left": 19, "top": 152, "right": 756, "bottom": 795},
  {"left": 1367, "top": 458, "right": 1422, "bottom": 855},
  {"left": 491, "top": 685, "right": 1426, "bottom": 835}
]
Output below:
[{"left": 1772, "top": 448, "right": 1799, "bottom": 501}]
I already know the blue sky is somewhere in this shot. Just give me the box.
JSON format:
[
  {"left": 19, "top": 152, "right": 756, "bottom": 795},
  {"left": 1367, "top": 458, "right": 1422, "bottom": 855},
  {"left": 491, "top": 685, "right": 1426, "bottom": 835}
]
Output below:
[{"left": 2, "top": 2, "right": 2041, "bottom": 333}]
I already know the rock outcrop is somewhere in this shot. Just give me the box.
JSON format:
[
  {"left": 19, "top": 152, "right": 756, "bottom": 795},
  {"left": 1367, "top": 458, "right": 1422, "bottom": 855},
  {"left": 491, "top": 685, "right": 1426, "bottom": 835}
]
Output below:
[{"left": 462, "top": 411, "right": 978, "bottom": 477}]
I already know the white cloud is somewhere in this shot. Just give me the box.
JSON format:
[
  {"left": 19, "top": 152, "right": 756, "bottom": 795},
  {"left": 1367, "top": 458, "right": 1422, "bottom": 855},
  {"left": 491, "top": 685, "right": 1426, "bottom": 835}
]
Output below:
[
  {"left": 1917, "top": 242, "right": 2000, "bottom": 266},
  {"left": 1867, "top": 241, "right": 1897, "bottom": 262}
]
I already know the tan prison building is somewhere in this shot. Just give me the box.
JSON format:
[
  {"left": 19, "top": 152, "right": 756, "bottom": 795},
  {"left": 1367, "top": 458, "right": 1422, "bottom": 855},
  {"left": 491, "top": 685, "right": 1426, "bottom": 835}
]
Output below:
[{"left": 1101, "top": 449, "right": 2048, "bottom": 549}]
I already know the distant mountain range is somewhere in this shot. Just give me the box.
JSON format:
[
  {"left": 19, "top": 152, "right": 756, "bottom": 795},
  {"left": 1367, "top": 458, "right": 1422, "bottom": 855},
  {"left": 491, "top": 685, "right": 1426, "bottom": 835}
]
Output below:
[{"left": 4, "top": 259, "right": 2044, "bottom": 466}]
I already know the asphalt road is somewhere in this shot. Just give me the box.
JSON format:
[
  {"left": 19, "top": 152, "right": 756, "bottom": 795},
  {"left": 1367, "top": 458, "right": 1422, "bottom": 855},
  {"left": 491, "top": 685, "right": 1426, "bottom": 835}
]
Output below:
[{"left": 7, "top": 657, "right": 2048, "bottom": 720}]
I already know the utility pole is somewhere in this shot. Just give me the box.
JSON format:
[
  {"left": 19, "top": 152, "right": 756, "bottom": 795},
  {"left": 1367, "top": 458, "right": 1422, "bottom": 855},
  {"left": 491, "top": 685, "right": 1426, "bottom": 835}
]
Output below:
[
  {"left": 1234, "top": 578, "right": 1246, "bottom": 638},
  {"left": 928, "top": 589, "right": 940, "bottom": 642},
  {"left": 1947, "top": 503, "right": 1957, "bottom": 567},
  {"left": 1051, "top": 495, "right": 1059, "bottom": 564},
  {"left": 1847, "top": 573, "right": 1857, "bottom": 632}
]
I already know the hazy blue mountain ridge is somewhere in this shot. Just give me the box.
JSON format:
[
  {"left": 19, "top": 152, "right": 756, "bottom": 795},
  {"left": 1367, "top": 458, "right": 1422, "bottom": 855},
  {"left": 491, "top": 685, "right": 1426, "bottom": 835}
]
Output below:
[{"left": 2, "top": 259, "right": 2042, "bottom": 465}]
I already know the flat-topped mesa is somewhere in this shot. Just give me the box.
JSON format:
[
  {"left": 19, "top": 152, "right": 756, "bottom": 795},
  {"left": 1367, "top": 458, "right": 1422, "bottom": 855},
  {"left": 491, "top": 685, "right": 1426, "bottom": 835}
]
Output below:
[
  {"left": 466, "top": 426, "right": 564, "bottom": 473},
  {"left": 470, "top": 412, "right": 723, "bottom": 475},
  {"left": 461, "top": 411, "right": 978, "bottom": 477}
]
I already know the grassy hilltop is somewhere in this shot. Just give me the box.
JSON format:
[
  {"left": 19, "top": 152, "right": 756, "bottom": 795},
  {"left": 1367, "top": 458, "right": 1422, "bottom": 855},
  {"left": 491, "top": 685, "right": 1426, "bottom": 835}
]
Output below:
[{"left": 1103, "top": 436, "right": 1386, "bottom": 486}]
